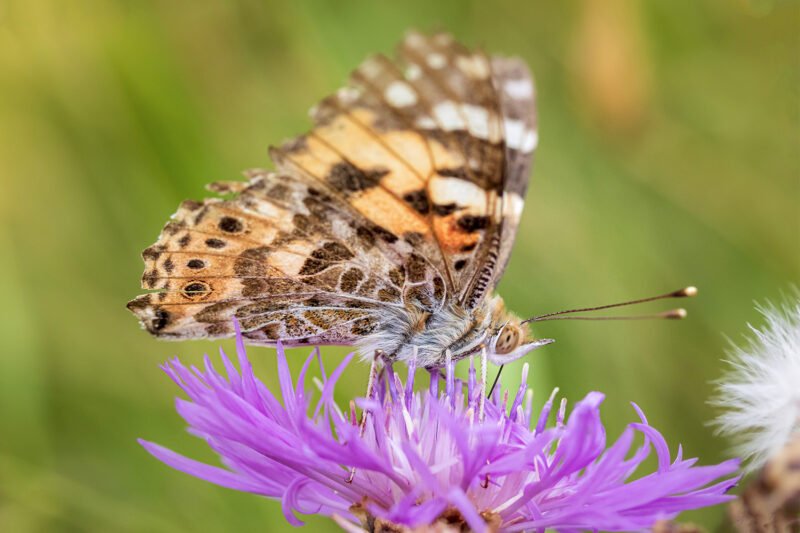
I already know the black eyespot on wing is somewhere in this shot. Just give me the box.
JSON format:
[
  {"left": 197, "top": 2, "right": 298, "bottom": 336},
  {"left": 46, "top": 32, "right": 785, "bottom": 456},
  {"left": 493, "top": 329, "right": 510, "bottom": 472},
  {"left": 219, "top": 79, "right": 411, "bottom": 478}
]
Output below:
[
  {"left": 187, "top": 259, "right": 205, "bottom": 269},
  {"left": 182, "top": 281, "right": 211, "bottom": 300},
  {"left": 218, "top": 216, "right": 244, "bottom": 233},
  {"left": 205, "top": 238, "right": 226, "bottom": 249},
  {"left": 454, "top": 259, "right": 467, "bottom": 271}
]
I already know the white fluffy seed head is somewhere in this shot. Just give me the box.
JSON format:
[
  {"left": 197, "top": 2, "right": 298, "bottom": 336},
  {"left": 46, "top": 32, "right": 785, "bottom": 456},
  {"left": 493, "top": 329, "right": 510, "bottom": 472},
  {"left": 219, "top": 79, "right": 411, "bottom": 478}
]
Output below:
[{"left": 710, "top": 294, "right": 800, "bottom": 472}]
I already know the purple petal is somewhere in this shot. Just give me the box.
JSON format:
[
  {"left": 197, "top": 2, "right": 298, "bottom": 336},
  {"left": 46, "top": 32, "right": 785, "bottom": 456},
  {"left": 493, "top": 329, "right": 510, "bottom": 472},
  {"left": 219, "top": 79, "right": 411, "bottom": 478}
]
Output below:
[{"left": 140, "top": 322, "right": 741, "bottom": 532}]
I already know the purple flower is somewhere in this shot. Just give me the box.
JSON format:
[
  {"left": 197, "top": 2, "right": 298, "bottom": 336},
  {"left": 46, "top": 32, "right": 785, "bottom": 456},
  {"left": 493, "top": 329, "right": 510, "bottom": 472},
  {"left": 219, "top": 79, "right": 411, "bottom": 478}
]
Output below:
[{"left": 140, "top": 324, "right": 740, "bottom": 532}]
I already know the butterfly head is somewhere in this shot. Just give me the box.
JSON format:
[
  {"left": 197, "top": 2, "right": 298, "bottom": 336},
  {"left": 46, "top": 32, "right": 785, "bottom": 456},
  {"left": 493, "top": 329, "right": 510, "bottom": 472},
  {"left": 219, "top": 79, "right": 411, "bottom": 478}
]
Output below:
[
  {"left": 483, "top": 297, "right": 554, "bottom": 365},
  {"left": 487, "top": 319, "right": 554, "bottom": 365}
]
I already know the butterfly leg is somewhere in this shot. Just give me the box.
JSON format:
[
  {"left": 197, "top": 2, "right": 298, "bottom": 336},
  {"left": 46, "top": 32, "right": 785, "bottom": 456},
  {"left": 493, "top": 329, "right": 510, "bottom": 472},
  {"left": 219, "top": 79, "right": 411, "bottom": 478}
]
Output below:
[
  {"left": 479, "top": 346, "right": 488, "bottom": 422},
  {"left": 479, "top": 346, "right": 491, "bottom": 489},
  {"left": 345, "top": 350, "right": 384, "bottom": 483},
  {"left": 488, "top": 365, "right": 505, "bottom": 398}
]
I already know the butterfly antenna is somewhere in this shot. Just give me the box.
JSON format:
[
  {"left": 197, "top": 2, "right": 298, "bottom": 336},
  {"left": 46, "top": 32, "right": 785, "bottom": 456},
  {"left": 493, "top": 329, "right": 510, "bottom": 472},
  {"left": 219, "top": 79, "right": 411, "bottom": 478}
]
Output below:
[{"left": 522, "top": 286, "right": 697, "bottom": 323}]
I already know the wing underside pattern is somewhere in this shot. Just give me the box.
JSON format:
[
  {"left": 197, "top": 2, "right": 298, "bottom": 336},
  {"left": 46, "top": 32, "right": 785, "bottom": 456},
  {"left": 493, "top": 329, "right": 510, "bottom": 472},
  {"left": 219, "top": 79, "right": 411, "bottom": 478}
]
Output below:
[{"left": 128, "top": 31, "right": 537, "bottom": 345}]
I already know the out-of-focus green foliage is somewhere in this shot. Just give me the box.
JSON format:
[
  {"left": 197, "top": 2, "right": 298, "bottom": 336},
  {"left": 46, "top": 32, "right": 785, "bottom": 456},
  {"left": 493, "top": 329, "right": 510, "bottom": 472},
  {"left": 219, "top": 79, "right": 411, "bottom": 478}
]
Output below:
[{"left": 0, "top": 1, "right": 796, "bottom": 531}]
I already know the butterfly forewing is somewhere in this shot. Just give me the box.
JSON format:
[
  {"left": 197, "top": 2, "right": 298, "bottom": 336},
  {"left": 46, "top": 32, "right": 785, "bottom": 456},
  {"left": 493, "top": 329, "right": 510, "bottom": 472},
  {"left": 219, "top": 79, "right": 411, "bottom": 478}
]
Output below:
[{"left": 128, "top": 31, "right": 537, "bottom": 347}]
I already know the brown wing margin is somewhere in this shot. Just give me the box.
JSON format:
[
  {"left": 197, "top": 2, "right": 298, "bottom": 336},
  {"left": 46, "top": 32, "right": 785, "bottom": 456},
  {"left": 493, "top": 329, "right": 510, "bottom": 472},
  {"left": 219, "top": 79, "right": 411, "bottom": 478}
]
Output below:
[{"left": 491, "top": 57, "right": 537, "bottom": 288}]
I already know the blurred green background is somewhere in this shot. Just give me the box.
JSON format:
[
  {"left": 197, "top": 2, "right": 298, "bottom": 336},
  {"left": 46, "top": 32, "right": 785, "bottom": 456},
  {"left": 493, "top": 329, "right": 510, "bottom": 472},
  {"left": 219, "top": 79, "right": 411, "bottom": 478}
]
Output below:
[{"left": 0, "top": 0, "right": 797, "bottom": 531}]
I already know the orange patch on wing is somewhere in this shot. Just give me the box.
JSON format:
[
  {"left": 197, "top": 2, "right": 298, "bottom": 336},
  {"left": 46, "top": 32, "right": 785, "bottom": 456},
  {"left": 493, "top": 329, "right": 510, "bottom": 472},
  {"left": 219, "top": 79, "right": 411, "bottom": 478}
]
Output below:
[
  {"left": 313, "top": 110, "right": 425, "bottom": 196},
  {"left": 433, "top": 216, "right": 481, "bottom": 253},
  {"left": 379, "top": 130, "right": 435, "bottom": 178},
  {"left": 350, "top": 187, "right": 429, "bottom": 236},
  {"left": 286, "top": 136, "right": 343, "bottom": 178}
]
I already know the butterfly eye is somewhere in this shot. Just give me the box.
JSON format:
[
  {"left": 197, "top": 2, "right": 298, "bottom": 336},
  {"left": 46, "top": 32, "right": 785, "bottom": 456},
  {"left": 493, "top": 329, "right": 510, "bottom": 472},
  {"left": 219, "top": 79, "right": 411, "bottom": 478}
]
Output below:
[{"left": 494, "top": 325, "right": 521, "bottom": 355}]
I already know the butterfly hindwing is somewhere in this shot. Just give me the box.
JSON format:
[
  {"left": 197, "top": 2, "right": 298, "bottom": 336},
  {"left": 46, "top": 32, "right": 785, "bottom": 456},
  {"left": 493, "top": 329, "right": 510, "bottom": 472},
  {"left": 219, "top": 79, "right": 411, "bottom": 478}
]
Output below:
[{"left": 127, "top": 171, "right": 415, "bottom": 344}]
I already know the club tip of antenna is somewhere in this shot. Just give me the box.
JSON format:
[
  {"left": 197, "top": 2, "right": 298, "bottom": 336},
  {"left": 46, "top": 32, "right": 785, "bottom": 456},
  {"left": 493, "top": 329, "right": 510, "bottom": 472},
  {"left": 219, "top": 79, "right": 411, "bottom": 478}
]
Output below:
[
  {"left": 675, "top": 286, "right": 698, "bottom": 298},
  {"left": 662, "top": 308, "right": 688, "bottom": 319}
]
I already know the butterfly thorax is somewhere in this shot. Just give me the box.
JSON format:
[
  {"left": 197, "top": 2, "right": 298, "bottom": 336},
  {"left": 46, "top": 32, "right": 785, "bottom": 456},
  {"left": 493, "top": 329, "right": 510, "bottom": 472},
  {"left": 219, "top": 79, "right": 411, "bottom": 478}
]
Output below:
[{"left": 359, "top": 293, "right": 513, "bottom": 368}]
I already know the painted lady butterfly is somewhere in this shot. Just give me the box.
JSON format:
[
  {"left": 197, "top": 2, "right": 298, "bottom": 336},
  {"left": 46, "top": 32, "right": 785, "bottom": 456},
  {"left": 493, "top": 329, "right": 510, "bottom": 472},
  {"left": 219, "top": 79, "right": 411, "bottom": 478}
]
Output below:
[{"left": 127, "top": 31, "right": 552, "bottom": 369}]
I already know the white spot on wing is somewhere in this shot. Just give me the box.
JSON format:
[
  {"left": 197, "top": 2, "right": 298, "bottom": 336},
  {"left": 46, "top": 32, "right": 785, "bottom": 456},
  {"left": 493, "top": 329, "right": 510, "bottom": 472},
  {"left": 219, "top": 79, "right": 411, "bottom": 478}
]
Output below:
[
  {"left": 331, "top": 218, "right": 350, "bottom": 240},
  {"left": 429, "top": 176, "right": 486, "bottom": 211},
  {"left": 426, "top": 102, "right": 503, "bottom": 142},
  {"left": 434, "top": 34, "right": 453, "bottom": 46},
  {"left": 503, "top": 78, "right": 534, "bottom": 100},
  {"left": 415, "top": 116, "right": 437, "bottom": 129},
  {"left": 523, "top": 130, "right": 539, "bottom": 152},
  {"left": 503, "top": 192, "right": 525, "bottom": 220},
  {"left": 405, "top": 63, "right": 422, "bottom": 80},
  {"left": 503, "top": 119, "right": 538, "bottom": 152},
  {"left": 456, "top": 55, "right": 490, "bottom": 79},
  {"left": 462, "top": 104, "right": 490, "bottom": 139},
  {"left": 426, "top": 52, "right": 446, "bottom": 69},
  {"left": 432, "top": 102, "right": 466, "bottom": 130},
  {"left": 462, "top": 104, "right": 503, "bottom": 143},
  {"left": 337, "top": 87, "right": 360, "bottom": 104},
  {"left": 385, "top": 81, "right": 417, "bottom": 107},
  {"left": 359, "top": 58, "right": 382, "bottom": 78},
  {"left": 406, "top": 33, "right": 425, "bottom": 47}
]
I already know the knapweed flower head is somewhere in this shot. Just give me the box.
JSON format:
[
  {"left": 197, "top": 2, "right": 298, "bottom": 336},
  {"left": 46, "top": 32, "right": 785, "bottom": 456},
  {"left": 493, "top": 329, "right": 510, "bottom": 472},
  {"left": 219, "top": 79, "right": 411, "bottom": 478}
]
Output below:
[
  {"left": 141, "top": 323, "right": 740, "bottom": 532},
  {"left": 712, "top": 294, "right": 800, "bottom": 471}
]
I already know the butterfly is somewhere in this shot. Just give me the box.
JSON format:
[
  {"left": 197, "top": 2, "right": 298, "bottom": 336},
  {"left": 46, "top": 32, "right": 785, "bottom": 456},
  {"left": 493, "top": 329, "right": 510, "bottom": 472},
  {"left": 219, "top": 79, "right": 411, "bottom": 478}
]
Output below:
[{"left": 127, "top": 31, "right": 553, "bottom": 369}]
